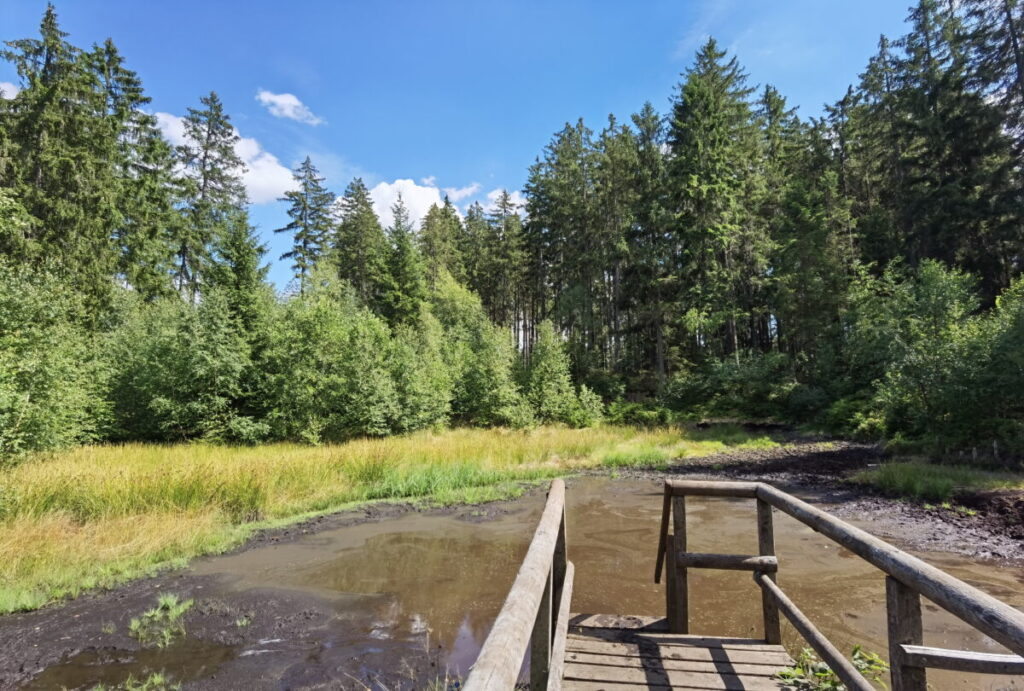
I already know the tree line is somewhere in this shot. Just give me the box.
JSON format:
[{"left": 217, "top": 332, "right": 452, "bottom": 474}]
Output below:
[{"left": 2, "top": 1, "right": 1023, "bottom": 461}]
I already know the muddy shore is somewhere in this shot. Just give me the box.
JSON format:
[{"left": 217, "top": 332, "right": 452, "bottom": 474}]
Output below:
[{"left": 2, "top": 440, "right": 1022, "bottom": 690}]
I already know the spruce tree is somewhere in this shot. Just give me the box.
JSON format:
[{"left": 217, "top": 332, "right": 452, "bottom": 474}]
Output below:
[
  {"left": 419, "top": 196, "right": 464, "bottom": 286},
  {"left": 332, "top": 177, "right": 391, "bottom": 312},
  {"left": 383, "top": 194, "right": 428, "bottom": 325},
  {"left": 1, "top": 4, "right": 121, "bottom": 317},
  {"left": 276, "top": 156, "right": 334, "bottom": 294},
  {"left": 668, "top": 38, "right": 761, "bottom": 362},
  {"left": 175, "top": 91, "right": 246, "bottom": 301}
]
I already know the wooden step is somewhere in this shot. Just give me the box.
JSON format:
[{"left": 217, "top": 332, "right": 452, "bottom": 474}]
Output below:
[{"left": 563, "top": 614, "right": 792, "bottom": 690}]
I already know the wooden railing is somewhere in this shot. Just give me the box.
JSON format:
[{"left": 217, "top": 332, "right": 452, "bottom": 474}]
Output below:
[
  {"left": 464, "top": 479, "right": 574, "bottom": 691},
  {"left": 655, "top": 479, "right": 1024, "bottom": 691}
]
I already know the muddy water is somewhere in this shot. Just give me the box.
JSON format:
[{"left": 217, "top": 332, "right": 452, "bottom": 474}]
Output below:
[{"left": 28, "top": 477, "right": 1024, "bottom": 689}]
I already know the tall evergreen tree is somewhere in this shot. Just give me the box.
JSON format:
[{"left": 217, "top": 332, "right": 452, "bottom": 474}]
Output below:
[
  {"left": 175, "top": 91, "right": 246, "bottom": 302},
  {"left": 667, "top": 38, "right": 761, "bottom": 362},
  {"left": 276, "top": 157, "right": 334, "bottom": 295},
  {"left": 419, "top": 196, "right": 464, "bottom": 286},
  {"left": 1, "top": 4, "right": 121, "bottom": 316},
  {"left": 383, "top": 194, "right": 428, "bottom": 325},
  {"left": 332, "top": 178, "right": 391, "bottom": 312}
]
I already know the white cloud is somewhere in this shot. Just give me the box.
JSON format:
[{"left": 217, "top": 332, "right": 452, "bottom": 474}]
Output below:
[
  {"left": 155, "top": 112, "right": 294, "bottom": 205},
  {"left": 420, "top": 175, "right": 437, "bottom": 186},
  {"left": 370, "top": 179, "right": 446, "bottom": 229},
  {"left": 443, "top": 182, "right": 481, "bottom": 202},
  {"left": 0, "top": 81, "right": 19, "bottom": 99},
  {"left": 256, "top": 89, "right": 324, "bottom": 125}
]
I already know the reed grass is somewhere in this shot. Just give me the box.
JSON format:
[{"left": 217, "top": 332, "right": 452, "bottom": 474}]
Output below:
[
  {"left": 0, "top": 424, "right": 773, "bottom": 613},
  {"left": 855, "top": 461, "right": 1024, "bottom": 502}
]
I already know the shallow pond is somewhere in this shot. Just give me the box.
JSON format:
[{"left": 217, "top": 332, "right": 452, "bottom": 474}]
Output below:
[{"left": 26, "top": 477, "right": 1024, "bottom": 689}]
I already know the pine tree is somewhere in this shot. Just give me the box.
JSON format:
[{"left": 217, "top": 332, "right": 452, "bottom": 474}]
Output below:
[
  {"left": 419, "top": 196, "right": 464, "bottom": 285},
  {"left": 383, "top": 194, "right": 428, "bottom": 325},
  {"left": 668, "top": 38, "right": 761, "bottom": 362},
  {"left": 90, "top": 39, "right": 179, "bottom": 300},
  {"left": 332, "top": 178, "right": 391, "bottom": 312},
  {"left": 623, "top": 102, "right": 673, "bottom": 384},
  {"left": 1, "top": 4, "right": 121, "bottom": 316},
  {"left": 276, "top": 156, "right": 334, "bottom": 294},
  {"left": 175, "top": 91, "right": 246, "bottom": 302},
  {"left": 206, "top": 209, "right": 269, "bottom": 334}
]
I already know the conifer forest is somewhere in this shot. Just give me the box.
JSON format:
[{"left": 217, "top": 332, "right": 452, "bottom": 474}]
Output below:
[{"left": 4, "top": 2, "right": 1024, "bottom": 460}]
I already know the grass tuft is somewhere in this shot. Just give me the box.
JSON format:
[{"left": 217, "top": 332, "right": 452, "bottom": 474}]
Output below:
[{"left": 855, "top": 461, "right": 1024, "bottom": 502}]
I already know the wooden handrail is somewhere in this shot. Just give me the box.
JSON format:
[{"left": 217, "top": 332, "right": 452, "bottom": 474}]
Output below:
[
  {"left": 659, "top": 479, "right": 1024, "bottom": 690},
  {"left": 754, "top": 572, "right": 874, "bottom": 691},
  {"left": 465, "top": 479, "right": 570, "bottom": 691}
]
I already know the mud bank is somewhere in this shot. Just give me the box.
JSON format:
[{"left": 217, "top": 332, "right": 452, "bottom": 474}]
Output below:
[{"left": 2, "top": 442, "right": 1023, "bottom": 690}]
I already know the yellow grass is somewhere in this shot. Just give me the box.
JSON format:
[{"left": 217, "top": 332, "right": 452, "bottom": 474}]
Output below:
[{"left": 0, "top": 424, "right": 773, "bottom": 612}]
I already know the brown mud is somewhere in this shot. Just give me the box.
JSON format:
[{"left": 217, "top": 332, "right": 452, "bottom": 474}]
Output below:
[{"left": 2, "top": 440, "right": 1023, "bottom": 690}]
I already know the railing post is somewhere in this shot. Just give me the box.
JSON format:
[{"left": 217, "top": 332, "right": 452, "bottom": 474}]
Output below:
[
  {"left": 530, "top": 557, "right": 553, "bottom": 689},
  {"left": 887, "top": 576, "right": 926, "bottom": 691},
  {"left": 668, "top": 495, "right": 689, "bottom": 633},
  {"left": 757, "top": 498, "right": 782, "bottom": 644}
]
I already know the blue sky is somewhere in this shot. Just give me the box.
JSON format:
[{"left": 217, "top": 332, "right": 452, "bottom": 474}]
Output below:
[{"left": 1, "top": 1, "right": 912, "bottom": 289}]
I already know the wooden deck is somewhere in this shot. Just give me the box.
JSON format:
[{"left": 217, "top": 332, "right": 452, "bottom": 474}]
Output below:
[
  {"left": 563, "top": 615, "right": 792, "bottom": 690},
  {"left": 462, "top": 479, "right": 1024, "bottom": 691}
]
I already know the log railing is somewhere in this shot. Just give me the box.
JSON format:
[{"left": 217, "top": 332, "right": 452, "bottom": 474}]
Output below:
[
  {"left": 464, "top": 479, "right": 574, "bottom": 691},
  {"left": 655, "top": 479, "right": 1024, "bottom": 691}
]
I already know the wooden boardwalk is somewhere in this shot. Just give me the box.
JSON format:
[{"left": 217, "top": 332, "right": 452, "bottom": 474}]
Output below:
[
  {"left": 463, "top": 478, "right": 1024, "bottom": 691},
  {"left": 563, "top": 615, "right": 791, "bottom": 690}
]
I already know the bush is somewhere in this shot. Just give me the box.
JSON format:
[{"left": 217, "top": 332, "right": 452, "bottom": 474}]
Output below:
[
  {"left": 262, "top": 278, "right": 401, "bottom": 442},
  {"left": 525, "top": 321, "right": 602, "bottom": 427},
  {"left": 606, "top": 400, "right": 674, "bottom": 427},
  {"left": 106, "top": 291, "right": 267, "bottom": 443},
  {"left": 0, "top": 261, "right": 100, "bottom": 460}
]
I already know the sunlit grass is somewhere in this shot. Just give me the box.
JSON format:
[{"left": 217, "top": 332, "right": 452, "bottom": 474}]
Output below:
[
  {"left": 0, "top": 424, "right": 775, "bottom": 612},
  {"left": 855, "top": 462, "right": 1024, "bottom": 502}
]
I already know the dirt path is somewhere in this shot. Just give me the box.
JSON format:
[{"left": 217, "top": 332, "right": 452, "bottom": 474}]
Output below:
[{"left": 1, "top": 440, "right": 1021, "bottom": 690}]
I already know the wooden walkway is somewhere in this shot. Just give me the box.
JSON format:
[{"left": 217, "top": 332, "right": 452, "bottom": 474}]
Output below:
[
  {"left": 462, "top": 478, "right": 1024, "bottom": 691},
  {"left": 563, "top": 615, "right": 791, "bottom": 690}
]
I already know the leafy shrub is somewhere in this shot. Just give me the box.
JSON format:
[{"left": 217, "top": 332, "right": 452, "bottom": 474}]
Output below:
[
  {"left": 606, "top": 400, "right": 674, "bottom": 427},
  {"left": 0, "top": 261, "right": 100, "bottom": 461},
  {"left": 526, "top": 321, "right": 602, "bottom": 427}
]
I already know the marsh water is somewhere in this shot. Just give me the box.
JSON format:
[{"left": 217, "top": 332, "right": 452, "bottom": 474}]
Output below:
[{"left": 27, "top": 477, "right": 1024, "bottom": 689}]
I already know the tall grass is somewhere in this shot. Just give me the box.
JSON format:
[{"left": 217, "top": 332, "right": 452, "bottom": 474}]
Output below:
[
  {"left": 0, "top": 424, "right": 773, "bottom": 612},
  {"left": 855, "top": 462, "right": 1024, "bottom": 502}
]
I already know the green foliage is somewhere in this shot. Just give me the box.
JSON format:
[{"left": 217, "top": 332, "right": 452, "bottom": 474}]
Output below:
[
  {"left": 106, "top": 291, "right": 266, "bottom": 443},
  {"left": 776, "top": 646, "right": 888, "bottom": 689},
  {"left": 128, "top": 594, "right": 193, "bottom": 649},
  {"left": 526, "top": 321, "right": 603, "bottom": 427},
  {"left": 856, "top": 462, "right": 1024, "bottom": 502},
  {"left": 275, "top": 157, "right": 334, "bottom": 294},
  {"left": 262, "top": 276, "right": 400, "bottom": 442},
  {"left": 0, "top": 261, "right": 100, "bottom": 460}
]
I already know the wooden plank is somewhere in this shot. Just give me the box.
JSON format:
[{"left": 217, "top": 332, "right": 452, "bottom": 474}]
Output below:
[
  {"left": 568, "top": 631, "right": 789, "bottom": 652},
  {"left": 756, "top": 498, "right": 782, "bottom": 645},
  {"left": 563, "top": 661, "right": 786, "bottom": 690},
  {"left": 666, "top": 535, "right": 679, "bottom": 632},
  {"left": 667, "top": 480, "right": 759, "bottom": 498},
  {"left": 565, "top": 651, "right": 788, "bottom": 677},
  {"left": 672, "top": 496, "right": 688, "bottom": 633},
  {"left": 530, "top": 563, "right": 553, "bottom": 689},
  {"left": 464, "top": 479, "right": 565, "bottom": 691},
  {"left": 757, "top": 483, "right": 1024, "bottom": 657},
  {"left": 901, "top": 644, "right": 1024, "bottom": 674},
  {"left": 886, "top": 576, "right": 926, "bottom": 691},
  {"left": 676, "top": 553, "right": 778, "bottom": 572},
  {"left": 754, "top": 573, "right": 873, "bottom": 691},
  {"left": 546, "top": 561, "right": 575, "bottom": 691},
  {"left": 569, "top": 614, "right": 668, "bottom": 630},
  {"left": 565, "top": 638, "right": 793, "bottom": 666}
]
